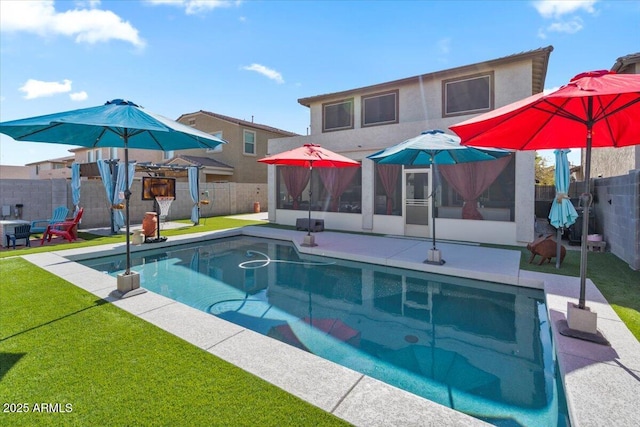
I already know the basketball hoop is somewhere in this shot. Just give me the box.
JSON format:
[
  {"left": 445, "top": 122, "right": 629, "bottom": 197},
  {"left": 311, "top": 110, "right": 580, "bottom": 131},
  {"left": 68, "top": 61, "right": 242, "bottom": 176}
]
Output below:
[{"left": 155, "top": 196, "right": 174, "bottom": 223}]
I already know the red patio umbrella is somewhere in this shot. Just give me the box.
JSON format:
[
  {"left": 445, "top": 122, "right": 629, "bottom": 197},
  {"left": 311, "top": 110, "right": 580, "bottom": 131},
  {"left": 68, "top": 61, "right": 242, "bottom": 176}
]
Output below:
[
  {"left": 258, "top": 144, "right": 360, "bottom": 246},
  {"left": 450, "top": 70, "right": 640, "bottom": 337}
]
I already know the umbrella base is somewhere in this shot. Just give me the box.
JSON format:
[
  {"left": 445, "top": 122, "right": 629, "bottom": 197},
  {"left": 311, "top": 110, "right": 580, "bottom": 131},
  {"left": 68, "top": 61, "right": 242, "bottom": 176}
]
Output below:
[
  {"left": 557, "top": 319, "right": 609, "bottom": 346},
  {"left": 114, "top": 271, "right": 147, "bottom": 299},
  {"left": 424, "top": 249, "right": 445, "bottom": 265},
  {"left": 301, "top": 234, "right": 318, "bottom": 247},
  {"left": 145, "top": 236, "right": 168, "bottom": 244}
]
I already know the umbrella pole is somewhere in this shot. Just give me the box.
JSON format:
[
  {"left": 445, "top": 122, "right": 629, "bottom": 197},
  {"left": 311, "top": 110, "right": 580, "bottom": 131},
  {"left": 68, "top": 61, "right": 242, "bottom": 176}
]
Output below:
[
  {"left": 432, "top": 163, "right": 437, "bottom": 250},
  {"left": 115, "top": 135, "right": 144, "bottom": 298},
  {"left": 307, "top": 165, "right": 312, "bottom": 237},
  {"left": 578, "top": 132, "right": 592, "bottom": 309},
  {"left": 556, "top": 227, "right": 562, "bottom": 269},
  {"left": 124, "top": 141, "right": 132, "bottom": 275}
]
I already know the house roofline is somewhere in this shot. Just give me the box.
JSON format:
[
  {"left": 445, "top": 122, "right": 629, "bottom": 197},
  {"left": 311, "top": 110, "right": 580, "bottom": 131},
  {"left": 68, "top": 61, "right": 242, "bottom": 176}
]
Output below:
[
  {"left": 611, "top": 52, "right": 640, "bottom": 73},
  {"left": 298, "top": 46, "right": 554, "bottom": 107},
  {"left": 176, "top": 110, "right": 299, "bottom": 137}
]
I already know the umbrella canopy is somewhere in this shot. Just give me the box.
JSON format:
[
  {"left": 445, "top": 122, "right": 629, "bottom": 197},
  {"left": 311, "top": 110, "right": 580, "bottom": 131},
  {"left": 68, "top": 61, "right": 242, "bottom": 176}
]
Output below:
[
  {"left": 450, "top": 70, "right": 640, "bottom": 308},
  {"left": 258, "top": 144, "right": 360, "bottom": 244},
  {"left": 0, "top": 99, "right": 227, "bottom": 278},
  {"left": 258, "top": 143, "right": 360, "bottom": 168},
  {"left": 549, "top": 149, "right": 579, "bottom": 268},
  {"left": 367, "top": 130, "right": 511, "bottom": 262}
]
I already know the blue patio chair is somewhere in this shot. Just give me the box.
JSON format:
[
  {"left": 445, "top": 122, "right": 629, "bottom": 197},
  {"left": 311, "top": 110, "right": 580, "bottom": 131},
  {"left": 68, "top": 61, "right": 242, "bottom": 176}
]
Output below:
[
  {"left": 6, "top": 224, "right": 31, "bottom": 249},
  {"left": 30, "top": 206, "right": 69, "bottom": 234}
]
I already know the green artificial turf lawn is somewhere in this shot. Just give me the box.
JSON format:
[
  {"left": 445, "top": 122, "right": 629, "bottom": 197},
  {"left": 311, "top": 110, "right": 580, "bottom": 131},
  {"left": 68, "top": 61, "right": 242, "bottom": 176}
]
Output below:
[
  {"left": 0, "top": 258, "right": 348, "bottom": 427},
  {"left": 0, "top": 216, "right": 267, "bottom": 259}
]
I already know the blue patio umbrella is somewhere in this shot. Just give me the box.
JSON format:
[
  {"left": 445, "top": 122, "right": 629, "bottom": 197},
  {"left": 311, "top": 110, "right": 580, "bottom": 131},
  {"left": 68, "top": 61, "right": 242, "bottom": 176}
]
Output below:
[
  {"left": 367, "top": 130, "right": 511, "bottom": 264},
  {"left": 71, "top": 162, "right": 81, "bottom": 215},
  {"left": 0, "top": 99, "right": 227, "bottom": 278},
  {"left": 548, "top": 149, "right": 578, "bottom": 269}
]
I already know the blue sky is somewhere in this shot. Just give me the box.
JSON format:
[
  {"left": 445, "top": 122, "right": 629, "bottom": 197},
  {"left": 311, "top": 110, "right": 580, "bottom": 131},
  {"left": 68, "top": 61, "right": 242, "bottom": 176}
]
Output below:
[{"left": 1, "top": 0, "right": 638, "bottom": 167}]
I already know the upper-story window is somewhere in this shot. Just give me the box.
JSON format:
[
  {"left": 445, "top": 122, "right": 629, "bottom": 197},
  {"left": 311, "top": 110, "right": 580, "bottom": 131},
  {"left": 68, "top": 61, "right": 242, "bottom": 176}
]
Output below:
[
  {"left": 443, "top": 72, "right": 493, "bottom": 117},
  {"left": 163, "top": 150, "right": 174, "bottom": 160},
  {"left": 87, "top": 150, "right": 94, "bottom": 162},
  {"left": 206, "top": 131, "right": 223, "bottom": 153},
  {"left": 323, "top": 98, "right": 354, "bottom": 132},
  {"left": 362, "top": 90, "right": 398, "bottom": 127},
  {"left": 243, "top": 130, "right": 256, "bottom": 155},
  {"left": 95, "top": 149, "right": 102, "bottom": 161},
  {"left": 109, "top": 147, "right": 118, "bottom": 159},
  {"left": 188, "top": 118, "right": 196, "bottom": 127}
]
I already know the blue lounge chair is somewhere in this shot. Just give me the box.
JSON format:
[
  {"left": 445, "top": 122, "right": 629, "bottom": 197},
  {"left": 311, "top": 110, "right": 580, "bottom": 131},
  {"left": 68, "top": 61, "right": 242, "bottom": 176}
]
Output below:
[{"left": 30, "top": 206, "right": 69, "bottom": 234}]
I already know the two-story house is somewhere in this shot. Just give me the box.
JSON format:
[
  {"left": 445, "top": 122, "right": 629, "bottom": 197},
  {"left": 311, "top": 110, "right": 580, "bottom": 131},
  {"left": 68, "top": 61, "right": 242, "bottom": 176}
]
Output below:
[
  {"left": 266, "top": 46, "right": 554, "bottom": 246},
  {"left": 69, "top": 111, "right": 298, "bottom": 184},
  {"left": 172, "top": 111, "right": 298, "bottom": 183}
]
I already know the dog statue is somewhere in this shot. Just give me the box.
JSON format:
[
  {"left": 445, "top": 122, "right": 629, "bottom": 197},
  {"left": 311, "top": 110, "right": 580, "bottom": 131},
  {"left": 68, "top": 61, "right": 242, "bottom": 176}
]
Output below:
[{"left": 527, "top": 235, "right": 566, "bottom": 266}]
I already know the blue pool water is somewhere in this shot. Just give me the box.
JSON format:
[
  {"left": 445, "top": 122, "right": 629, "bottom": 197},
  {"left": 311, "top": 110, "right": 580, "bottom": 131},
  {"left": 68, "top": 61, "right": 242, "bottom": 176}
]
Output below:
[{"left": 81, "top": 236, "right": 569, "bottom": 426}]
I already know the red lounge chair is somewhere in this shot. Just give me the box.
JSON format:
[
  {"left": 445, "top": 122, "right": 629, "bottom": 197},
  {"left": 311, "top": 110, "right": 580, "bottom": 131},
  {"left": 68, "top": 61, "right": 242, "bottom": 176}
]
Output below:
[{"left": 42, "top": 208, "right": 84, "bottom": 245}]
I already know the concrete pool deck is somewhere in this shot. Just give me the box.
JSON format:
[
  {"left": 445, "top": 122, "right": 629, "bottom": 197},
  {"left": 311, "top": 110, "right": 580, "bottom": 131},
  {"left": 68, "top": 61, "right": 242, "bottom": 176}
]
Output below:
[{"left": 20, "top": 225, "right": 640, "bottom": 426}]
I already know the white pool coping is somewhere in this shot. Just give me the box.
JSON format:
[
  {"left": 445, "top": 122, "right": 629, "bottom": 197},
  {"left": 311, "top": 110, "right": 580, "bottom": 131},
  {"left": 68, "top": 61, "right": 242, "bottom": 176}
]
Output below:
[{"left": 20, "top": 226, "right": 640, "bottom": 426}]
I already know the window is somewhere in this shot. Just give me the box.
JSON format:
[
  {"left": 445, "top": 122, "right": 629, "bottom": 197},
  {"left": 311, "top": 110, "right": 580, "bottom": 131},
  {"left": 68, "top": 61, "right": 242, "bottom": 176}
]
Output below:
[
  {"left": 322, "top": 99, "right": 354, "bottom": 132},
  {"left": 110, "top": 147, "right": 118, "bottom": 159},
  {"left": 443, "top": 72, "right": 493, "bottom": 117},
  {"left": 206, "top": 131, "right": 223, "bottom": 153},
  {"left": 95, "top": 149, "right": 102, "bottom": 161},
  {"left": 276, "top": 166, "right": 362, "bottom": 214},
  {"left": 188, "top": 118, "right": 196, "bottom": 127},
  {"left": 88, "top": 150, "right": 94, "bottom": 162},
  {"left": 243, "top": 130, "right": 256, "bottom": 155},
  {"left": 362, "top": 90, "right": 398, "bottom": 127},
  {"left": 163, "top": 150, "right": 174, "bottom": 160},
  {"left": 35, "top": 165, "right": 40, "bottom": 175}
]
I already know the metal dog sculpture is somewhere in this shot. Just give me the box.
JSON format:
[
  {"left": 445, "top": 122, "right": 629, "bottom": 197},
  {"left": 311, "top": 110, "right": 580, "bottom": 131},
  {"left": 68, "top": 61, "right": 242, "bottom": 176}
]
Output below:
[{"left": 527, "top": 235, "right": 566, "bottom": 266}]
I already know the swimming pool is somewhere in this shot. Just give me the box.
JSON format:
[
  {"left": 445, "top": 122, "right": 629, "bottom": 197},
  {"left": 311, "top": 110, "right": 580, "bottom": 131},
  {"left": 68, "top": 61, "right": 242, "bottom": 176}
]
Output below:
[{"left": 81, "top": 235, "right": 568, "bottom": 426}]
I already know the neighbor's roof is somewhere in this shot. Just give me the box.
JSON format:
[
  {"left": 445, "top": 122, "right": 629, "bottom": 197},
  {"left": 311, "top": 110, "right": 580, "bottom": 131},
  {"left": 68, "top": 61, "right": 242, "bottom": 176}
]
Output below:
[
  {"left": 177, "top": 110, "right": 299, "bottom": 137},
  {"left": 611, "top": 52, "right": 640, "bottom": 74},
  {"left": 168, "top": 155, "right": 233, "bottom": 170},
  {"left": 25, "top": 155, "right": 75, "bottom": 166},
  {"left": 298, "top": 46, "right": 554, "bottom": 107}
]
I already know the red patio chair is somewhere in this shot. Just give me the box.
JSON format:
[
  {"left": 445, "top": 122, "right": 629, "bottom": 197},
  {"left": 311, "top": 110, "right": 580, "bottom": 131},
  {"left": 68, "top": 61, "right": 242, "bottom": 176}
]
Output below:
[{"left": 41, "top": 208, "right": 84, "bottom": 245}]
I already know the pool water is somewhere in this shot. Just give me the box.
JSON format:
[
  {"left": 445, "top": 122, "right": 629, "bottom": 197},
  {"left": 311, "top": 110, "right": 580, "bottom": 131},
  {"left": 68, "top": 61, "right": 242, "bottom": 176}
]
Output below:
[{"left": 81, "top": 236, "right": 569, "bottom": 426}]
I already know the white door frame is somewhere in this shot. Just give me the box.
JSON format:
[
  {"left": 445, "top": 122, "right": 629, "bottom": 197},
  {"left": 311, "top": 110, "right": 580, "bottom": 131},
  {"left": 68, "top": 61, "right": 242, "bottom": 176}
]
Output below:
[{"left": 403, "top": 168, "right": 432, "bottom": 238}]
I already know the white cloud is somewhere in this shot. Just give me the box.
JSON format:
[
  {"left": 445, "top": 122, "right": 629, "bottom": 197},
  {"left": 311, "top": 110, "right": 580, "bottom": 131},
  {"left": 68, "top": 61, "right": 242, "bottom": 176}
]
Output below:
[
  {"left": 0, "top": 0, "right": 145, "bottom": 48},
  {"left": 533, "top": 0, "right": 597, "bottom": 19},
  {"left": 534, "top": 1, "right": 596, "bottom": 38},
  {"left": 547, "top": 17, "right": 584, "bottom": 34},
  {"left": 437, "top": 38, "right": 451, "bottom": 55},
  {"left": 70, "top": 91, "right": 89, "bottom": 101},
  {"left": 19, "top": 79, "right": 73, "bottom": 100},
  {"left": 242, "top": 64, "right": 285, "bottom": 84},
  {"left": 146, "top": 0, "right": 241, "bottom": 15}
]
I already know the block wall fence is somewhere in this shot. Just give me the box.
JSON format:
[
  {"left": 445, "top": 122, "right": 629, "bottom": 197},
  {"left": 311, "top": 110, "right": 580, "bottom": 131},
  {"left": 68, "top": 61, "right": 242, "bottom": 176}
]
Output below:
[{"left": 0, "top": 179, "right": 267, "bottom": 229}]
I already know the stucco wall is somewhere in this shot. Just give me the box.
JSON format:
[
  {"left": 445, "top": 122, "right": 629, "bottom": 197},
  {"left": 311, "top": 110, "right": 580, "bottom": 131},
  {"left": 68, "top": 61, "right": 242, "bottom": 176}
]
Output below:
[
  {"left": 0, "top": 179, "right": 267, "bottom": 230},
  {"left": 593, "top": 170, "right": 640, "bottom": 270},
  {"left": 589, "top": 146, "right": 639, "bottom": 179},
  {"left": 266, "top": 58, "right": 536, "bottom": 245}
]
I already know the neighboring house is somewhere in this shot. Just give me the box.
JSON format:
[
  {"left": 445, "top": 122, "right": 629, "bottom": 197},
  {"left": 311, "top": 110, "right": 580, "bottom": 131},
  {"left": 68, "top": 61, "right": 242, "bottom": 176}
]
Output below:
[
  {"left": 266, "top": 46, "right": 554, "bottom": 246},
  {"left": 0, "top": 165, "right": 30, "bottom": 179},
  {"left": 175, "top": 111, "right": 298, "bottom": 183},
  {"left": 69, "top": 112, "right": 298, "bottom": 184},
  {"left": 587, "top": 52, "right": 640, "bottom": 179},
  {"left": 25, "top": 155, "right": 74, "bottom": 180},
  {"left": 165, "top": 155, "right": 234, "bottom": 182}
]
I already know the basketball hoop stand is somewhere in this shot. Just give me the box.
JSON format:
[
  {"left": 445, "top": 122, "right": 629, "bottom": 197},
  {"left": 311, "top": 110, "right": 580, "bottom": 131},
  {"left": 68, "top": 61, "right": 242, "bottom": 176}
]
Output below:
[{"left": 145, "top": 196, "right": 173, "bottom": 243}]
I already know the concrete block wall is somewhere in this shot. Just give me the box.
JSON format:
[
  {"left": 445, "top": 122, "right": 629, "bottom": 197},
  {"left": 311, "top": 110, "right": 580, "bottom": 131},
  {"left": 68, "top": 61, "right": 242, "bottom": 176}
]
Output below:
[
  {"left": 0, "top": 179, "right": 68, "bottom": 222},
  {"left": 594, "top": 169, "right": 640, "bottom": 270},
  {"left": 1, "top": 179, "right": 268, "bottom": 230}
]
